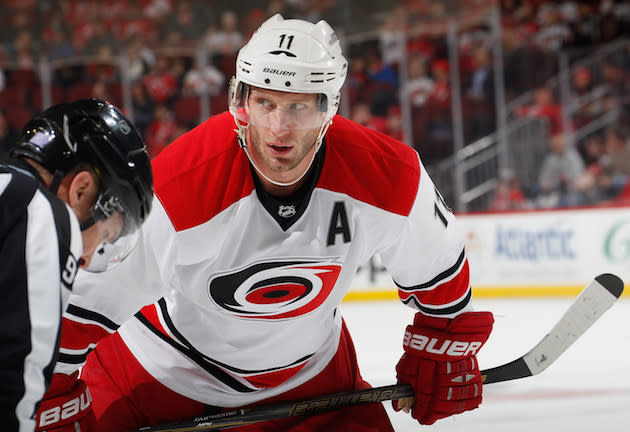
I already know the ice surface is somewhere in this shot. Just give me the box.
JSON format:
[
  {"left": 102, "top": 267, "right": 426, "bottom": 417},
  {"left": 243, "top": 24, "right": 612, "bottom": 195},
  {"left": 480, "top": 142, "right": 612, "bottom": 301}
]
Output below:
[{"left": 340, "top": 297, "right": 630, "bottom": 431}]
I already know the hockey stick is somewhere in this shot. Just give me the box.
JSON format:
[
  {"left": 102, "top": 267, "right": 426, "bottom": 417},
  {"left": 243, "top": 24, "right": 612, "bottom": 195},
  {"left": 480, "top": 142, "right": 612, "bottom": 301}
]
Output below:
[{"left": 135, "top": 273, "right": 624, "bottom": 432}]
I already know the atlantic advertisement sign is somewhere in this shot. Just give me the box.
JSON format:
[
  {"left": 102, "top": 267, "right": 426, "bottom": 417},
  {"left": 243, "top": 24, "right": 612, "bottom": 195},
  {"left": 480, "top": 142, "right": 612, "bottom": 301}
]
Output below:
[
  {"left": 349, "top": 206, "right": 630, "bottom": 297},
  {"left": 459, "top": 207, "right": 630, "bottom": 288}
]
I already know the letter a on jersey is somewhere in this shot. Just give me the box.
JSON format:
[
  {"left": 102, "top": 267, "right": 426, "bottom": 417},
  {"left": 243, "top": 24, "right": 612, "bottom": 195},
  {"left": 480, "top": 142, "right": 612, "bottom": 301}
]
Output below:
[{"left": 327, "top": 201, "right": 351, "bottom": 246}]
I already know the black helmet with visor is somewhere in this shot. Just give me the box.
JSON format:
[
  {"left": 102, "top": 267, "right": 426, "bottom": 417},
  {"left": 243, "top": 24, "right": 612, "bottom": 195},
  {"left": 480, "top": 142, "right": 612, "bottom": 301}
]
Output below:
[{"left": 11, "top": 98, "right": 153, "bottom": 271}]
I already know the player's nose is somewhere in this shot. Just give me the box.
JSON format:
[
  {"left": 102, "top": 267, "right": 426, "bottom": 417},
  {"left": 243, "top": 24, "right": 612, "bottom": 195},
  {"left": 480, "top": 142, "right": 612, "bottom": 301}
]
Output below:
[{"left": 268, "top": 109, "right": 291, "bottom": 136}]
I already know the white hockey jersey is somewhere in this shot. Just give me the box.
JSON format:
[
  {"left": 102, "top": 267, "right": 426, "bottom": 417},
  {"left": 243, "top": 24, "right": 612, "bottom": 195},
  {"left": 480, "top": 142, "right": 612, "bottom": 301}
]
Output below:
[{"left": 65, "top": 112, "right": 472, "bottom": 408}]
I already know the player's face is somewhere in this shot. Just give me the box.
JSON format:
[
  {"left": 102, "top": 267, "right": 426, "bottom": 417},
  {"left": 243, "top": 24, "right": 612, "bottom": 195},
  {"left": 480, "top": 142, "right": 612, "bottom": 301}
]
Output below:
[
  {"left": 79, "top": 213, "right": 123, "bottom": 269},
  {"left": 245, "top": 87, "right": 324, "bottom": 183}
]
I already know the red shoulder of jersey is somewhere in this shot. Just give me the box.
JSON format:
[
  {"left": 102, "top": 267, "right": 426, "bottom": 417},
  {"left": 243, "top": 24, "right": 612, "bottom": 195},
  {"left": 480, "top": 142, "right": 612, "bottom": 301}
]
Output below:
[
  {"left": 151, "top": 112, "right": 254, "bottom": 231},
  {"left": 319, "top": 115, "right": 420, "bottom": 216}
]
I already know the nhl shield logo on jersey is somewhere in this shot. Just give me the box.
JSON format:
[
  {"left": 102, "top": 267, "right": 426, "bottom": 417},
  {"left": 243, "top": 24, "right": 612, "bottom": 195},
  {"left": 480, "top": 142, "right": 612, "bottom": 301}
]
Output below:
[
  {"left": 208, "top": 258, "right": 342, "bottom": 320},
  {"left": 278, "top": 205, "right": 296, "bottom": 218}
]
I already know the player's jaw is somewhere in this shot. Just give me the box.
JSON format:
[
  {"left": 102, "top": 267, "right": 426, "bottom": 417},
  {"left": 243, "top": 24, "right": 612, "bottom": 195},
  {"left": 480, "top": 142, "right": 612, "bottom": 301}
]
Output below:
[{"left": 249, "top": 125, "right": 317, "bottom": 179}]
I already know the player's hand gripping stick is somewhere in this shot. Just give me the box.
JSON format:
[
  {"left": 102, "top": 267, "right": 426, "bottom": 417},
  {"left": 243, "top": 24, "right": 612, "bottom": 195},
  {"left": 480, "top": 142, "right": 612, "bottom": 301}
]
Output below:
[{"left": 393, "top": 311, "right": 494, "bottom": 425}]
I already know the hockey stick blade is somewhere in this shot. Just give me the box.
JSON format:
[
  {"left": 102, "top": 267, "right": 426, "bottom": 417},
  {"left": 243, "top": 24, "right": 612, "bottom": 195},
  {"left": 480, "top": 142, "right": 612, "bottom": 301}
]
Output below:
[
  {"left": 481, "top": 272, "right": 624, "bottom": 384},
  {"left": 135, "top": 273, "right": 624, "bottom": 432}
]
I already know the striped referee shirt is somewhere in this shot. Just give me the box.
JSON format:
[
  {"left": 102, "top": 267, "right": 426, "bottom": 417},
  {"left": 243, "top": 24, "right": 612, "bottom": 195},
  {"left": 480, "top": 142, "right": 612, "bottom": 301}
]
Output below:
[{"left": 0, "top": 160, "right": 82, "bottom": 431}]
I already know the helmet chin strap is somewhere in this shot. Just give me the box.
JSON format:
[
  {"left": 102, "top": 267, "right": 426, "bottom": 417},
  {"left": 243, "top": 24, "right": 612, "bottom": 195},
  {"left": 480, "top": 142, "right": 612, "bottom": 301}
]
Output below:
[
  {"left": 244, "top": 143, "right": 316, "bottom": 187},
  {"left": 49, "top": 169, "right": 65, "bottom": 195}
]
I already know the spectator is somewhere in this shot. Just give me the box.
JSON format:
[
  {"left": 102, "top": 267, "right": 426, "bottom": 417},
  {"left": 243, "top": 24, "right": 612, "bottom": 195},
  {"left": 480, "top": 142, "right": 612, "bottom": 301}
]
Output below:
[
  {"left": 82, "top": 21, "right": 119, "bottom": 57},
  {"left": 366, "top": 48, "right": 398, "bottom": 91},
  {"left": 203, "top": 10, "right": 244, "bottom": 55},
  {"left": 0, "top": 109, "right": 19, "bottom": 161},
  {"left": 601, "top": 60, "right": 630, "bottom": 117},
  {"left": 597, "top": 125, "right": 630, "bottom": 199},
  {"left": 164, "top": 0, "right": 200, "bottom": 43},
  {"left": 145, "top": 103, "right": 176, "bottom": 158},
  {"left": 577, "top": 132, "right": 606, "bottom": 204},
  {"left": 569, "top": 66, "right": 607, "bottom": 128},
  {"left": 130, "top": 81, "right": 155, "bottom": 135},
  {"left": 346, "top": 54, "right": 370, "bottom": 106},
  {"left": 567, "top": 1, "right": 600, "bottom": 47},
  {"left": 536, "top": 132, "right": 589, "bottom": 208},
  {"left": 86, "top": 43, "right": 119, "bottom": 83},
  {"left": 350, "top": 102, "right": 388, "bottom": 134},
  {"left": 488, "top": 169, "right": 531, "bottom": 211},
  {"left": 532, "top": 4, "right": 573, "bottom": 52},
  {"left": 402, "top": 56, "right": 435, "bottom": 108},
  {"left": 8, "top": 9, "right": 37, "bottom": 42},
  {"left": 580, "top": 132, "right": 605, "bottom": 170},
  {"left": 379, "top": 5, "right": 407, "bottom": 66},
  {"left": 427, "top": 59, "right": 451, "bottom": 109},
  {"left": 464, "top": 44, "right": 496, "bottom": 141},
  {"left": 168, "top": 54, "right": 189, "bottom": 90},
  {"left": 101, "top": 0, "right": 132, "bottom": 30},
  {"left": 124, "top": 36, "right": 155, "bottom": 82},
  {"left": 90, "top": 80, "right": 111, "bottom": 102},
  {"left": 385, "top": 105, "right": 404, "bottom": 142},
  {"left": 466, "top": 45, "right": 494, "bottom": 103},
  {"left": 116, "top": 1, "right": 159, "bottom": 44},
  {"left": 142, "top": 55, "right": 179, "bottom": 105},
  {"left": 515, "top": 86, "right": 563, "bottom": 134},
  {"left": 182, "top": 58, "right": 225, "bottom": 96},
  {"left": 423, "top": 58, "right": 453, "bottom": 154},
  {"left": 45, "top": 28, "right": 76, "bottom": 62},
  {"left": 141, "top": 0, "right": 173, "bottom": 21},
  {"left": 12, "top": 30, "right": 36, "bottom": 70},
  {"left": 71, "top": 16, "right": 101, "bottom": 54},
  {"left": 242, "top": 7, "right": 266, "bottom": 40}
]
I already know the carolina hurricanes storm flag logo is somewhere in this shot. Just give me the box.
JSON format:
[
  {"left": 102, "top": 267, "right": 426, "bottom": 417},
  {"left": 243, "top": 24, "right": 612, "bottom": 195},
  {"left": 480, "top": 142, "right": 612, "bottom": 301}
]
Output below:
[{"left": 208, "top": 259, "right": 342, "bottom": 320}]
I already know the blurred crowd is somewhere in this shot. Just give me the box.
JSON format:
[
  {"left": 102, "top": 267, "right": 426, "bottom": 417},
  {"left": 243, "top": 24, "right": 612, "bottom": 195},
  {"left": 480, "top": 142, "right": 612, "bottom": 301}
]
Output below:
[{"left": 1, "top": 0, "right": 630, "bottom": 211}]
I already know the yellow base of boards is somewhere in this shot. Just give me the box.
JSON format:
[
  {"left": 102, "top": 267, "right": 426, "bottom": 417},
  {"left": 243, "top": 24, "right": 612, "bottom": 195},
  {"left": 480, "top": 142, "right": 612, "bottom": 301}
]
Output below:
[{"left": 342, "top": 285, "right": 630, "bottom": 302}]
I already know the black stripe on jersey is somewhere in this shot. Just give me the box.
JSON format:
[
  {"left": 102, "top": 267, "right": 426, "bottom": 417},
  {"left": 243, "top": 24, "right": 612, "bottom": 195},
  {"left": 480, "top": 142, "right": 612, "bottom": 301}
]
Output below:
[
  {"left": 0, "top": 169, "right": 37, "bottom": 429},
  {"left": 40, "top": 186, "right": 74, "bottom": 383},
  {"left": 135, "top": 309, "right": 255, "bottom": 393},
  {"left": 395, "top": 248, "right": 466, "bottom": 292},
  {"left": 57, "top": 350, "right": 93, "bottom": 366},
  {"left": 402, "top": 286, "right": 472, "bottom": 316},
  {"left": 37, "top": 183, "right": 77, "bottom": 385},
  {"left": 157, "top": 298, "right": 314, "bottom": 375},
  {"left": 65, "top": 304, "right": 120, "bottom": 332}
]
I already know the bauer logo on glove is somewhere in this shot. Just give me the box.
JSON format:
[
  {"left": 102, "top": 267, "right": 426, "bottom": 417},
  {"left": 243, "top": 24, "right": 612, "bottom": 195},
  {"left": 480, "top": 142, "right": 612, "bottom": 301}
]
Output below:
[{"left": 403, "top": 331, "right": 483, "bottom": 357}]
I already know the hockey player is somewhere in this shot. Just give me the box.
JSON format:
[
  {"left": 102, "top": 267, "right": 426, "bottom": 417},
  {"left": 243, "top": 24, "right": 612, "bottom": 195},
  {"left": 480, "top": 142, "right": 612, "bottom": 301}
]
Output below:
[
  {"left": 46, "top": 15, "right": 494, "bottom": 431},
  {"left": 0, "top": 98, "right": 153, "bottom": 431}
]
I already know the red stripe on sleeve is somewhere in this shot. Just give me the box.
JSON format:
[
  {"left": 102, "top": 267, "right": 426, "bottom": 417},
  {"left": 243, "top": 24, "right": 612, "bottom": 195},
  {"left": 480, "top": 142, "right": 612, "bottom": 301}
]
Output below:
[
  {"left": 242, "top": 362, "right": 308, "bottom": 389},
  {"left": 60, "top": 317, "right": 114, "bottom": 351},
  {"left": 398, "top": 258, "right": 471, "bottom": 307},
  {"left": 139, "top": 303, "right": 170, "bottom": 336}
]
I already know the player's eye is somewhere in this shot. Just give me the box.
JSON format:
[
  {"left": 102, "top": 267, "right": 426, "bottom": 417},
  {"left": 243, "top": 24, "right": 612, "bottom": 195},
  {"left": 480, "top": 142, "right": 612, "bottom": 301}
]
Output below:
[
  {"left": 288, "top": 103, "right": 306, "bottom": 111},
  {"left": 256, "top": 98, "right": 273, "bottom": 109}
]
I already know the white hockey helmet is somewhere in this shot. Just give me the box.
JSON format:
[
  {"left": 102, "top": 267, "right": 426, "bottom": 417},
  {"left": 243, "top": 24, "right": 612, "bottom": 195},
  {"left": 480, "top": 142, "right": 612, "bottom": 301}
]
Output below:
[{"left": 229, "top": 14, "right": 348, "bottom": 149}]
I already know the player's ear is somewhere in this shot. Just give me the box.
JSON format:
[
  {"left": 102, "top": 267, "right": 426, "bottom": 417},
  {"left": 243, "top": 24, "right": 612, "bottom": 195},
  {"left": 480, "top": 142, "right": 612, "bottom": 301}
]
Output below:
[{"left": 66, "top": 170, "right": 99, "bottom": 222}]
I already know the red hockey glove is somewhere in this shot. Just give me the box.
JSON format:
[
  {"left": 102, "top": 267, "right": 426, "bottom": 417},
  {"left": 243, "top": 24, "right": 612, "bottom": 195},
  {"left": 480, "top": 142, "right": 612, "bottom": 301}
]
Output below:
[
  {"left": 35, "top": 371, "right": 96, "bottom": 432},
  {"left": 393, "top": 311, "right": 494, "bottom": 425}
]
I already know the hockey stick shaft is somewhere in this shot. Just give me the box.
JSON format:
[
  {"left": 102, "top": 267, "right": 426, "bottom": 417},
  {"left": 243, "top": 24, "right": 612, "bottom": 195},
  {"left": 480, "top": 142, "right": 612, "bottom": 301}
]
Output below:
[{"left": 136, "top": 273, "right": 624, "bottom": 432}]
